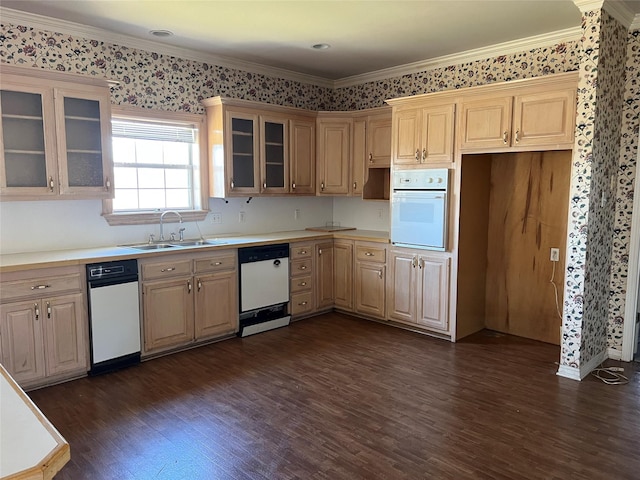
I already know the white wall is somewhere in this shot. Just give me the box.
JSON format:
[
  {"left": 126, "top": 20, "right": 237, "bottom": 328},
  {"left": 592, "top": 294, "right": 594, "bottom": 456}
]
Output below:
[
  {"left": 332, "top": 197, "right": 390, "bottom": 232},
  {"left": 0, "top": 196, "right": 334, "bottom": 254}
]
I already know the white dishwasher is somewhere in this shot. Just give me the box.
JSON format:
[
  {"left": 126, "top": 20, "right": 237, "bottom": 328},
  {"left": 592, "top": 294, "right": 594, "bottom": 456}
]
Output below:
[
  {"left": 238, "top": 243, "right": 290, "bottom": 337},
  {"left": 86, "top": 259, "right": 141, "bottom": 375}
]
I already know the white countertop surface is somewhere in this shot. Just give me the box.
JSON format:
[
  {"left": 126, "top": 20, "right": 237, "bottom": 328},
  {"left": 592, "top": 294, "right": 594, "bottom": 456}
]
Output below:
[
  {"left": 0, "top": 365, "right": 69, "bottom": 479},
  {"left": 0, "top": 230, "right": 390, "bottom": 272}
]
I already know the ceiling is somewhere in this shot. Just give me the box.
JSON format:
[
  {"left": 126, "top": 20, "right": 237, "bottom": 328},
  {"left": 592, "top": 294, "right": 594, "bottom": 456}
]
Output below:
[{"left": 2, "top": 1, "right": 640, "bottom": 83}]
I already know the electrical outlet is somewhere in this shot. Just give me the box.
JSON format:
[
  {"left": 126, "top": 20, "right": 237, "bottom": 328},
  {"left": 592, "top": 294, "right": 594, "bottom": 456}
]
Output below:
[
  {"left": 239, "top": 211, "right": 246, "bottom": 223},
  {"left": 211, "top": 213, "right": 222, "bottom": 224},
  {"left": 294, "top": 208, "right": 300, "bottom": 220},
  {"left": 550, "top": 248, "right": 560, "bottom": 262}
]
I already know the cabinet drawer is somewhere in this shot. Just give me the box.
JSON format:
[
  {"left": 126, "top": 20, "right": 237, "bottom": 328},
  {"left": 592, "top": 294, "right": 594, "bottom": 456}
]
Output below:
[
  {"left": 194, "top": 254, "right": 237, "bottom": 274},
  {"left": 1, "top": 273, "right": 83, "bottom": 302},
  {"left": 141, "top": 259, "right": 191, "bottom": 280},
  {"left": 291, "top": 258, "right": 312, "bottom": 276},
  {"left": 291, "top": 244, "right": 313, "bottom": 259},
  {"left": 291, "top": 292, "right": 313, "bottom": 316},
  {"left": 355, "top": 245, "right": 386, "bottom": 263},
  {"left": 291, "top": 274, "right": 313, "bottom": 293}
]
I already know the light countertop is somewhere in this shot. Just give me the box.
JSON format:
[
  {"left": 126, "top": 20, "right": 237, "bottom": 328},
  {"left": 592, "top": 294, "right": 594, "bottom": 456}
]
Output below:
[{"left": 0, "top": 230, "right": 389, "bottom": 273}]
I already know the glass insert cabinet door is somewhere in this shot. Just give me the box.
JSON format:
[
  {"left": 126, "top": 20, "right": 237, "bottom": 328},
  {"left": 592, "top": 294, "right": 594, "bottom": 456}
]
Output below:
[
  {"left": 0, "top": 85, "right": 58, "bottom": 196},
  {"left": 260, "top": 116, "right": 288, "bottom": 193},
  {"left": 225, "top": 111, "right": 260, "bottom": 195},
  {"left": 54, "top": 87, "right": 113, "bottom": 197}
]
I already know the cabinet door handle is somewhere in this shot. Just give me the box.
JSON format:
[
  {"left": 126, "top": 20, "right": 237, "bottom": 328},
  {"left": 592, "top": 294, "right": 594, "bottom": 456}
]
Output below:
[
  {"left": 292, "top": 182, "right": 296, "bottom": 190},
  {"left": 187, "top": 280, "right": 192, "bottom": 293},
  {"left": 299, "top": 250, "right": 307, "bottom": 255},
  {"left": 378, "top": 270, "right": 383, "bottom": 279},
  {"left": 300, "top": 265, "right": 307, "bottom": 270},
  {"left": 368, "top": 153, "right": 373, "bottom": 163},
  {"left": 365, "top": 252, "right": 374, "bottom": 257},
  {"left": 503, "top": 131, "right": 508, "bottom": 145},
  {"left": 318, "top": 249, "right": 322, "bottom": 255},
  {"left": 418, "top": 257, "right": 424, "bottom": 269},
  {"left": 46, "top": 302, "right": 51, "bottom": 319},
  {"left": 353, "top": 181, "right": 357, "bottom": 189},
  {"left": 161, "top": 267, "right": 176, "bottom": 272},
  {"left": 320, "top": 181, "right": 325, "bottom": 191},
  {"left": 415, "top": 149, "right": 420, "bottom": 162},
  {"left": 197, "top": 279, "right": 202, "bottom": 292},
  {"left": 105, "top": 177, "right": 111, "bottom": 191},
  {"left": 263, "top": 182, "right": 267, "bottom": 189},
  {"left": 34, "top": 303, "right": 40, "bottom": 321},
  {"left": 412, "top": 256, "right": 418, "bottom": 268},
  {"left": 299, "top": 281, "right": 307, "bottom": 286},
  {"left": 299, "top": 301, "right": 308, "bottom": 306},
  {"left": 49, "top": 176, "right": 55, "bottom": 192},
  {"left": 230, "top": 179, "right": 235, "bottom": 190},
  {"left": 422, "top": 148, "right": 427, "bottom": 161},
  {"left": 31, "top": 284, "right": 51, "bottom": 290},
  {"left": 213, "top": 261, "right": 223, "bottom": 266},
  {"left": 515, "top": 129, "right": 520, "bottom": 143}
]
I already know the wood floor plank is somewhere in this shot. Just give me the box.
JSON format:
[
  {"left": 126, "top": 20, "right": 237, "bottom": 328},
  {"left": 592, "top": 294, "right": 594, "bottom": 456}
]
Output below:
[{"left": 27, "top": 313, "right": 640, "bottom": 480}]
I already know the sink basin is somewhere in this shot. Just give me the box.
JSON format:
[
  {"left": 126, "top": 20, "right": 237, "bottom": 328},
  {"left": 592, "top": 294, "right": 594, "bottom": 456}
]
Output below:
[
  {"left": 170, "top": 239, "right": 228, "bottom": 247},
  {"left": 127, "top": 243, "right": 176, "bottom": 250}
]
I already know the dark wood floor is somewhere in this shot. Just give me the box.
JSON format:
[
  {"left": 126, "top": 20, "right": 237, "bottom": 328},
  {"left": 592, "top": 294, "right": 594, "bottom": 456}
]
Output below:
[{"left": 29, "top": 313, "right": 640, "bottom": 480}]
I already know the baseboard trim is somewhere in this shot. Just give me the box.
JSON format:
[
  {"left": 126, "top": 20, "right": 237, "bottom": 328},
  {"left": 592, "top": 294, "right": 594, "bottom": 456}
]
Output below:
[
  {"left": 607, "top": 347, "right": 622, "bottom": 361},
  {"left": 557, "top": 349, "right": 608, "bottom": 380}
]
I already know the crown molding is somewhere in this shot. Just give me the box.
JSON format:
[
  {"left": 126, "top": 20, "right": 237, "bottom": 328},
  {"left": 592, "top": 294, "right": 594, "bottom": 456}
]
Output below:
[
  {"left": 0, "top": 7, "right": 334, "bottom": 88},
  {"left": 574, "top": 0, "right": 640, "bottom": 29},
  {"left": 333, "top": 27, "right": 582, "bottom": 88}
]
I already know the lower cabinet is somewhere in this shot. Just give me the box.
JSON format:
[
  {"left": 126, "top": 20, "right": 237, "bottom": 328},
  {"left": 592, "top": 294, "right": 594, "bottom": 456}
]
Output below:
[
  {"left": 290, "top": 242, "right": 315, "bottom": 318},
  {"left": 141, "top": 250, "right": 238, "bottom": 355},
  {"left": 315, "top": 241, "right": 335, "bottom": 311},
  {"left": 333, "top": 240, "right": 354, "bottom": 311},
  {"left": 387, "top": 248, "right": 450, "bottom": 332},
  {"left": 0, "top": 266, "right": 88, "bottom": 389},
  {"left": 354, "top": 242, "right": 386, "bottom": 319}
]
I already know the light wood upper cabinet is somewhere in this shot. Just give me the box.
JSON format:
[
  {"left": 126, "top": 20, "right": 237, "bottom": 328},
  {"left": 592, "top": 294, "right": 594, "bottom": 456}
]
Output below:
[
  {"left": 366, "top": 115, "right": 392, "bottom": 168},
  {"left": 203, "top": 97, "right": 317, "bottom": 197},
  {"left": 351, "top": 118, "right": 366, "bottom": 196},
  {"left": 317, "top": 118, "right": 351, "bottom": 195},
  {"left": 459, "top": 87, "right": 576, "bottom": 151},
  {"left": 0, "top": 66, "right": 113, "bottom": 200},
  {"left": 393, "top": 103, "right": 455, "bottom": 166},
  {"left": 289, "top": 118, "right": 316, "bottom": 194}
]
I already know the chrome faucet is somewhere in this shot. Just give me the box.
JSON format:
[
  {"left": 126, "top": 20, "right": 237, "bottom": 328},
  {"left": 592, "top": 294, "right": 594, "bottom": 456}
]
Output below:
[{"left": 159, "top": 210, "right": 183, "bottom": 241}]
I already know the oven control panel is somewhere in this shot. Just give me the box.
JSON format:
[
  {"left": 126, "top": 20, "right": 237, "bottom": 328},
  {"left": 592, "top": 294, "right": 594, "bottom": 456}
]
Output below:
[{"left": 392, "top": 169, "right": 449, "bottom": 190}]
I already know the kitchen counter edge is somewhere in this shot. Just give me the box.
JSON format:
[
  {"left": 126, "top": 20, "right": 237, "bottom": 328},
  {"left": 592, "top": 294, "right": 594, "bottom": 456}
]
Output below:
[{"left": 0, "top": 230, "right": 390, "bottom": 273}]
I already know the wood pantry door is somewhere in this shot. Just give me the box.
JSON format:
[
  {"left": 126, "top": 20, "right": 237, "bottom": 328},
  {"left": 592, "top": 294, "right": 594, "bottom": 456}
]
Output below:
[{"left": 484, "top": 151, "right": 571, "bottom": 344}]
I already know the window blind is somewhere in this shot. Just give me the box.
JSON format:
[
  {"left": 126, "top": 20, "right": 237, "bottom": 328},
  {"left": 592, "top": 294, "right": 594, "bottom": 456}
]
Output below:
[{"left": 112, "top": 119, "right": 196, "bottom": 143}]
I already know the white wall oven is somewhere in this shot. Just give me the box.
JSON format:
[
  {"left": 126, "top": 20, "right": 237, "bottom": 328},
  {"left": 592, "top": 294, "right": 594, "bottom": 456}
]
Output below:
[{"left": 391, "top": 169, "right": 449, "bottom": 251}]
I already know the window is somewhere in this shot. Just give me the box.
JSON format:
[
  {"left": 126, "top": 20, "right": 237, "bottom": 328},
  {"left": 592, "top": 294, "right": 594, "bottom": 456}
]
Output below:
[{"left": 103, "top": 106, "right": 208, "bottom": 225}]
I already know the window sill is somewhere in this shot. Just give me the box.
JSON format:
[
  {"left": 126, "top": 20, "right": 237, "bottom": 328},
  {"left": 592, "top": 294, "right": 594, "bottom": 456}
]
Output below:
[{"left": 103, "top": 210, "right": 209, "bottom": 226}]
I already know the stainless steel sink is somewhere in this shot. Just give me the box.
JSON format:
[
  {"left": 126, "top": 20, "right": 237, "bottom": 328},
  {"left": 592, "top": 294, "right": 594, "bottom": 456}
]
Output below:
[
  {"left": 123, "top": 239, "right": 227, "bottom": 250},
  {"left": 127, "top": 243, "right": 176, "bottom": 250}
]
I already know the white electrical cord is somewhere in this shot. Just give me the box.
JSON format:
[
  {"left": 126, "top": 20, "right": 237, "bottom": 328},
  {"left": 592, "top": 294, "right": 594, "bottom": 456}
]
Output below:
[
  {"left": 550, "top": 261, "right": 563, "bottom": 320},
  {"left": 591, "top": 364, "right": 629, "bottom": 385}
]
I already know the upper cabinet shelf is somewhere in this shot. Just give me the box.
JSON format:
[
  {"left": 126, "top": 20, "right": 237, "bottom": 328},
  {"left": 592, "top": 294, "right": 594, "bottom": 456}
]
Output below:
[{"left": 0, "top": 66, "right": 114, "bottom": 201}]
